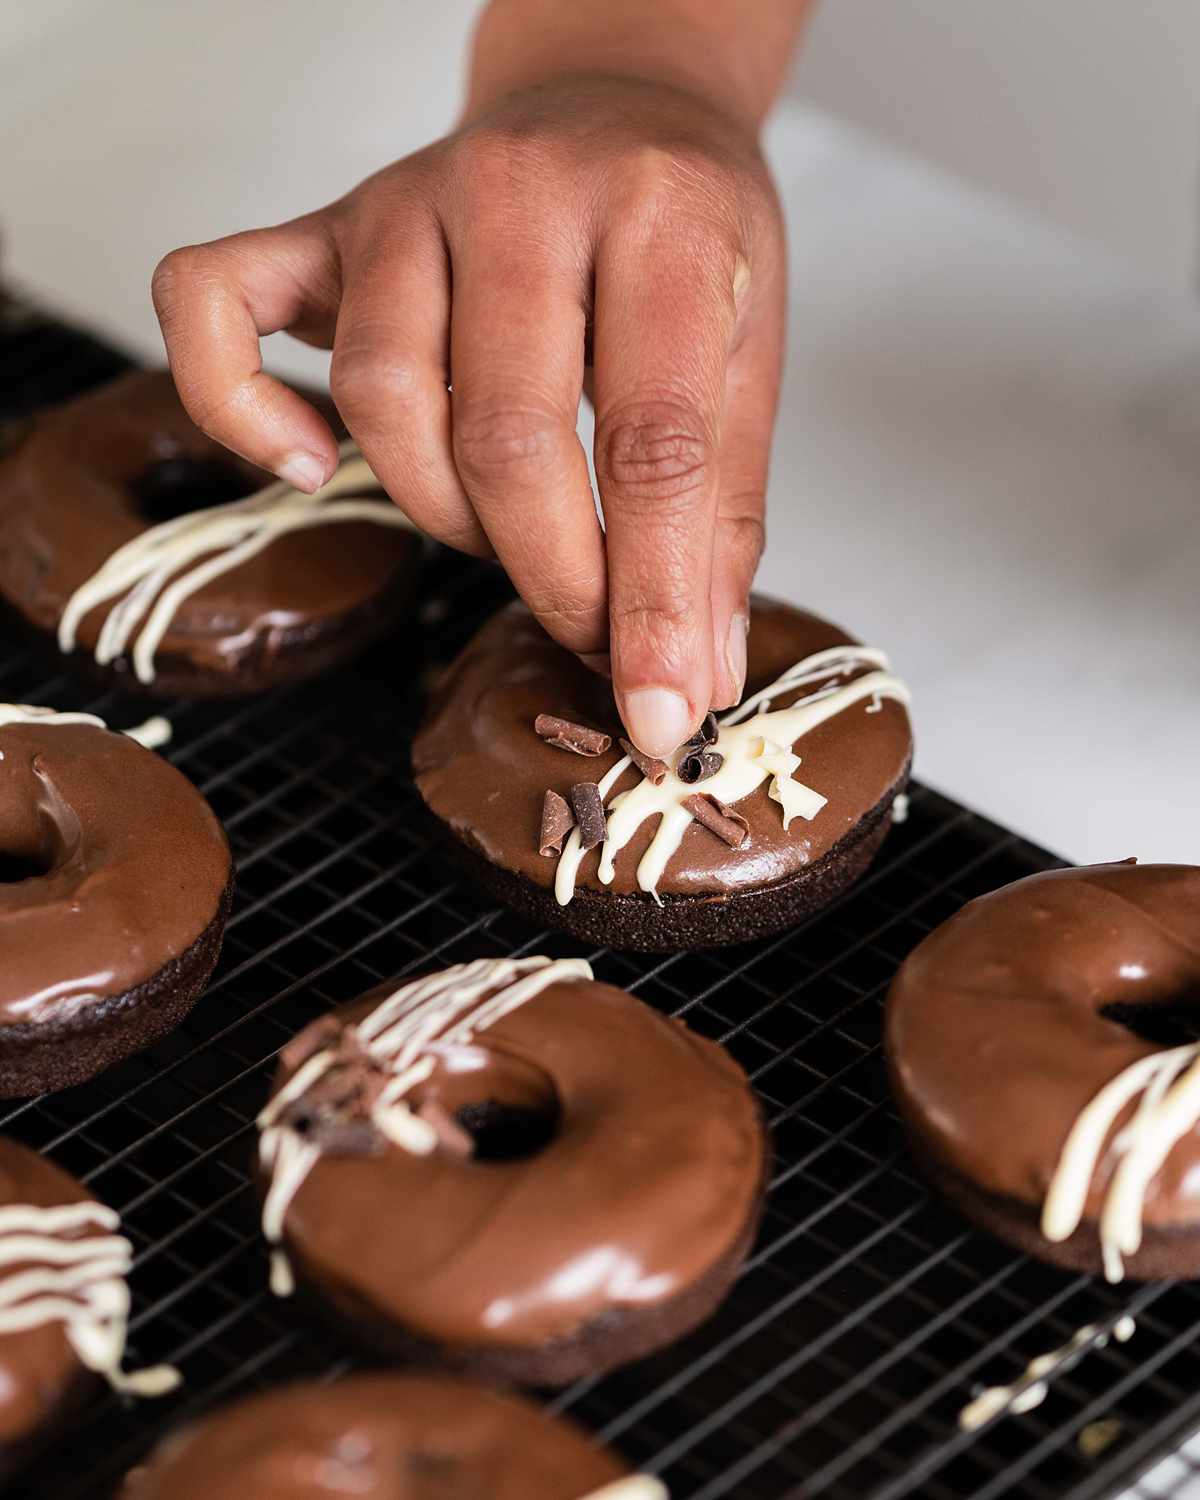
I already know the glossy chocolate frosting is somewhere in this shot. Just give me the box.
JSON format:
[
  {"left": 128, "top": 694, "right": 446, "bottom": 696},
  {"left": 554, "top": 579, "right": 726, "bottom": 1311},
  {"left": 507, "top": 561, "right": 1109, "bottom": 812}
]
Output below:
[
  {"left": 0, "top": 719, "right": 230, "bottom": 1025},
  {"left": 263, "top": 973, "right": 765, "bottom": 1352},
  {"left": 412, "top": 598, "right": 912, "bottom": 898},
  {"left": 886, "top": 863, "right": 1200, "bottom": 1229},
  {"left": 0, "top": 1140, "right": 102, "bottom": 1455},
  {"left": 0, "top": 370, "right": 420, "bottom": 681},
  {"left": 122, "top": 1373, "right": 635, "bottom": 1500}
]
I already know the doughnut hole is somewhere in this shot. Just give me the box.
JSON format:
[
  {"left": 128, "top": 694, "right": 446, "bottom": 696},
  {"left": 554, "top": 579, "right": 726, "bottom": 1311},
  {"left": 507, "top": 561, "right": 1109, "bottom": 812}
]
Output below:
[
  {"left": 0, "top": 769, "right": 79, "bottom": 884},
  {"left": 1102, "top": 993, "right": 1200, "bottom": 1047},
  {"left": 0, "top": 851, "right": 51, "bottom": 883},
  {"left": 132, "top": 454, "right": 259, "bottom": 523},
  {"left": 412, "top": 1043, "right": 561, "bottom": 1162}
]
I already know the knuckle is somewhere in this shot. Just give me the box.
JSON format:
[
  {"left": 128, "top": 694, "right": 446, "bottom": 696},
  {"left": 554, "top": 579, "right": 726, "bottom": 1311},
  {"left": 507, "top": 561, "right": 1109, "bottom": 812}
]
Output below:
[
  {"left": 611, "top": 592, "right": 694, "bottom": 634},
  {"left": 452, "top": 404, "right": 562, "bottom": 488},
  {"left": 609, "top": 589, "right": 701, "bottom": 670},
  {"left": 617, "top": 142, "right": 738, "bottom": 228},
  {"left": 172, "top": 377, "right": 248, "bottom": 440},
  {"left": 150, "top": 244, "right": 213, "bottom": 313},
  {"left": 525, "top": 589, "right": 606, "bottom": 649},
  {"left": 597, "top": 401, "right": 715, "bottom": 508},
  {"left": 331, "top": 345, "right": 424, "bottom": 419},
  {"left": 450, "top": 127, "right": 547, "bottom": 202},
  {"left": 721, "top": 506, "right": 766, "bottom": 568}
]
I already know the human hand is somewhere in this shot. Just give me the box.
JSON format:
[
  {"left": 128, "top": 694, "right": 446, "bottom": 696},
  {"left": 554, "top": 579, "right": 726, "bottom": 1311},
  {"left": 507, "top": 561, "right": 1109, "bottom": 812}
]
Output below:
[{"left": 152, "top": 17, "right": 796, "bottom": 757}]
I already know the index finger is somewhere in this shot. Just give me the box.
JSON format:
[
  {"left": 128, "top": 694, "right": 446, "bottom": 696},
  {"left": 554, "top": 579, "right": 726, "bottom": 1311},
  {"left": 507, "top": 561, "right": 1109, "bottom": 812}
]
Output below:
[
  {"left": 592, "top": 224, "right": 739, "bottom": 757},
  {"left": 151, "top": 219, "right": 342, "bottom": 491}
]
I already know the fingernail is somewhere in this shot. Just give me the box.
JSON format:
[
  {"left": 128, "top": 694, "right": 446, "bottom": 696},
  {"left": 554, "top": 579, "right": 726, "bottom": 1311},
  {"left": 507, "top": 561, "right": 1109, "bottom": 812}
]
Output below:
[
  {"left": 621, "top": 687, "right": 693, "bottom": 760},
  {"left": 579, "top": 651, "right": 612, "bottom": 679},
  {"left": 277, "top": 451, "right": 328, "bottom": 493},
  {"left": 725, "top": 612, "right": 748, "bottom": 702}
]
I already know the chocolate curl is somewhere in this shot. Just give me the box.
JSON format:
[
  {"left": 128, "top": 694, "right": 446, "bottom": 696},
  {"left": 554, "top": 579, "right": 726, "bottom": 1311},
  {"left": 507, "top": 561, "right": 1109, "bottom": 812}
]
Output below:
[
  {"left": 682, "top": 793, "right": 750, "bottom": 849},
  {"left": 276, "top": 1021, "right": 394, "bottom": 1155},
  {"left": 679, "top": 711, "right": 719, "bottom": 756},
  {"left": 277, "top": 1061, "right": 387, "bottom": 1156},
  {"left": 279, "top": 1015, "right": 342, "bottom": 1075},
  {"left": 538, "top": 789, "right": 574, "bottom": 857},
  {"left": 534, "top": 714, "right": 612, "bottom": 756},
  {"left": 618, "top": 738, "right": 668, "bottom": 785},
  {"left": 676, "top": 711, "right": 722, "bottom": 783},
  {"left": 569, "top": 782, "right": 607, "bottom": 852},
  {"left": 677, "top": 749, "right": 724, "bottom": 785}
]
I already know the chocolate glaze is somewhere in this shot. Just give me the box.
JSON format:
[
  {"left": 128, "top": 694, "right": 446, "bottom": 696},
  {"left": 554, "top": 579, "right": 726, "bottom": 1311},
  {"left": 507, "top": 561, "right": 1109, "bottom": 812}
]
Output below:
[
  {"left": 0, "top": 371, "right": 421, "bottom": 687},
  {"left": 886, "top": 863, "right": 1200, "bottom": 1233},
  {"left": 412, "top": 598, "right": 912, "bottom": 898},
  {"left": 0, "top": 719, "right": 230, "bottom": 1026},
  {"left": 262, "top": 973, "right": 765, "bottom": 1357},
  {"left": 0, "top": 1141, "right": 102, "bottom": 1463},
  {"left": 122, "top": 1373, "right": 634, "bottom": 1500}
]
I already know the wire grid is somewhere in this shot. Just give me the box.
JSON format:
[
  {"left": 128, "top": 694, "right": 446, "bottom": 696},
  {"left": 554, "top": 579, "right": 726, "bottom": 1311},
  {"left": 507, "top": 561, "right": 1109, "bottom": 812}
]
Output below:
[{"left": 5, "top": 309, "right": 1200, "bottom": 1500}]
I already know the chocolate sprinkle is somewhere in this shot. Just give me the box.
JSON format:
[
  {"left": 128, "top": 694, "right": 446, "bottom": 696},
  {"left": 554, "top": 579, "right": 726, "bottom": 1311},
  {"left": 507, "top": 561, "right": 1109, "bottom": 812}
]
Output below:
[
  {"left": 618, "top": 738, "right": 668, "bottom": 785},
  {"left": 538, "top": 789, "right": 575, "bottom": 857},
  {"left": 569, "top": 782, "right": 607, "bottom": 852},
  {"left": 678, "top": 749, "right": 724, "bottom": 785},
  {"left": 534, "top": 714, "right": 612, "bottom": 756},
  {"left": 683, "top": 793, "right": 750, "bottom": 849}
]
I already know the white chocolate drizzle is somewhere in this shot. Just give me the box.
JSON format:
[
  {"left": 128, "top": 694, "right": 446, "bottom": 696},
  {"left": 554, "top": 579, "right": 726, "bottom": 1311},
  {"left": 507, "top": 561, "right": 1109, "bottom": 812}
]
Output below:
[
  {"left": 554, "top": 645, "right": 910, "bottom": 906},
  {"left": 958, "top": 1316, "right": 1134, "bottom": 1431},
  {"left": 0, "top": 703, "right": 172, "bottom": 753},
  {"left": 123, "top": 715, "right": 173, "bottom": 750},
  {"left": 1041, "top": 1042, "right": 1200, "bottom": 1282},
  {"left": 581, "top": 1479, "right": 669, "bottom": 1499},
  {"left": 57, "top": 441, "right": 416, "bottom": 684},
  {"left": 258, "top": 956, "right": 592, "bottom": 1296},
  {"left": 0, "top": 704, "right": 107, "bottom": 733},
  {"left": 0, "top": 1200, "right": 180, "bottom": 1398}
]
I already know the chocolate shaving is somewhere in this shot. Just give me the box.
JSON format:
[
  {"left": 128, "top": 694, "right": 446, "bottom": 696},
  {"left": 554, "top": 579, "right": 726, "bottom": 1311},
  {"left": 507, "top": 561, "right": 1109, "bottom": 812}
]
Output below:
[
  {"left": 534, "top": 714, "right": 612, "bottom": 756},
  {"left": 679, "top": 711, "right": 719, "bottom": 756},
  {"left": 538, "top": 789, "right": 574, "bottom": 857},
  {"left": 683, "top": 793, "right": 750, "bottom": 849},
  {"left": 279, "top": 1014, "right": 342, "bottom": 1075},
  {"left": 301, "top": 1116, "right": 382, "bottom": 1154},
  {"left": 677, "top": 711, "right": 722, "bottom": 782},
  {"left": 569, "top": 782, "right": 607, "bottom": 852},
  {"left": 678, "top": 749, "right": 724, "bottom": 785},
  {"left": 276, "top": 1023, "right": 389, "bottom": 1156},
  {"left": 618, "top": 738, "right": 668, "bottom": 785}
]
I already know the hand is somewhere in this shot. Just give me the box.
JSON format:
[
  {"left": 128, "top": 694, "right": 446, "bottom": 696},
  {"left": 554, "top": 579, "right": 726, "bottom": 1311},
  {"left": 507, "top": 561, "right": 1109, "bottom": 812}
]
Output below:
[{"left": 152, "top": 66, "right": 788, "bottom": 757}]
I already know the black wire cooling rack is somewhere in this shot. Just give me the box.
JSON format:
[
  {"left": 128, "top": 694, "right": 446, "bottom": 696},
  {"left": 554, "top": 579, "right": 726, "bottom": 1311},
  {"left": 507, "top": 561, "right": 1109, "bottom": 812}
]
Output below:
[{"left": 3, "top": 299, "right": 1200, "bottom": 1500}]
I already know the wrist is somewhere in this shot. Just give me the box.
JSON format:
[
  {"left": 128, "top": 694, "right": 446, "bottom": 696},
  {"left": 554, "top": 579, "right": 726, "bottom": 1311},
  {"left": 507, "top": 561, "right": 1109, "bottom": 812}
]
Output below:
[{"left": 463, "top": 0, "right": 808, "bottom": 135}]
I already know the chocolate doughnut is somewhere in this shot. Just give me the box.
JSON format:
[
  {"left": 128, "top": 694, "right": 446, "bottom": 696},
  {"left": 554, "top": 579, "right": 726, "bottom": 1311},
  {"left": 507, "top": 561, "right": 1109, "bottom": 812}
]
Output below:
[
  {"left": 0, "top": 704, "right": 231, "bottom": 1095},
  {"left": 413, "top": 598, "right": 913, "bottom": 950},
  {"left": 0, "top": 370, "right": 422, "bottom": 697},
  {"left": 121, "top": 1372, "right": 664, "bottom": 1500},
  {"left": 255, "top": 956, "right": 766, "bottom": 1385},
  {"left": 0, "top": 1138, "right": 178, "bottom": 1481},
  {"left": 886, "top": 862, "right": 1200, "bottom": 1281}
]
